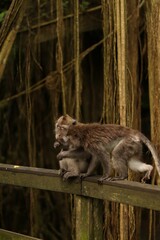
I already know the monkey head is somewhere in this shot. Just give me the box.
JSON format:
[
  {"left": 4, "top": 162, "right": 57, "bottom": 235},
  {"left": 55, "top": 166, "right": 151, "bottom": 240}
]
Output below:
[
  {"left": 54, "top": 114, "right": 77, "bottom": 147},
  {"left": 55, "top": 114, "right": 77, "bottom": 127},
  {"left": 55, "top": 124, "right": 69, "bottom": 144}
]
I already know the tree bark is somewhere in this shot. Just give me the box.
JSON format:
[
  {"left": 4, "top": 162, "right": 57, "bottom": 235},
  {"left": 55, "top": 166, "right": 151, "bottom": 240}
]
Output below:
[
  {"left": 146, "top": 1, "right": 160, "bottom": 239},
  {"left": 0, "top": 0, "right": 27, "bottom": 81}
]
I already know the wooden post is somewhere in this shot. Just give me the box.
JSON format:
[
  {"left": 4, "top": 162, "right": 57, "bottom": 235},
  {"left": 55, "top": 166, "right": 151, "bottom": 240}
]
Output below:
[{"left": 75, "top": 196, "right": 103, "bottom": 240}]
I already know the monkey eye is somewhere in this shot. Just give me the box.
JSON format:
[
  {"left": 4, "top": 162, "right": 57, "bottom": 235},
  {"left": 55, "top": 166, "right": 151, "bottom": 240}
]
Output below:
[{"left": 57, "top": 126, "right": 66, "bottom": 131}]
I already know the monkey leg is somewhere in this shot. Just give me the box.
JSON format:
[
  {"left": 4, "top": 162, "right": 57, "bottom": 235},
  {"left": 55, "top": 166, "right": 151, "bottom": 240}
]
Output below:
[
  {"left": 141, "top": 166, "right": 153, "bottom": 183},
  {"left": 59, "top": 159, "right": 68, "bottom": 176},
  {"left": 97, "top": 152, "right": 112, "bottom": 183},
  {"left": 111, "top": 139, "right": 143, "bottom": 181},
  {"left": 128, "top": 159, "right": 153, "bottom": 183},
  {"left": 59, "top": 168, "right": 68, "bottom": 177},
  {"left": 80, "top": 155, "right": 99, "bottom": 179},
  {"left": 59, "top": 158, "right": 77, "bottom": 178}
]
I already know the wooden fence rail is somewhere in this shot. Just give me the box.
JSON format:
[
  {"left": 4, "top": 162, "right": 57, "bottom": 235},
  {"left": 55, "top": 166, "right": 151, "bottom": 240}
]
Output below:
[{"left": 0, "top": 163, "right": 160, "bottom": 239}]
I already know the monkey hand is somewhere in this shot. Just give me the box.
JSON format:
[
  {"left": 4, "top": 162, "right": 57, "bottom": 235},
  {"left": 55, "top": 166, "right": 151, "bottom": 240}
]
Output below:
[
  {"left": 57, "top": 151, "right": 64, "bottom": 160},
  {"left": 54, "top": 141, "right": 60, "bottom": 148},
  {"left": 57, "top": 150, "right": 69, "bottom": 160}
]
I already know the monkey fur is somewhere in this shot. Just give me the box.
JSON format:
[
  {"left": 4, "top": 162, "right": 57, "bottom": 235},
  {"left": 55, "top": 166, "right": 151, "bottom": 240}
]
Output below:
[
  {"left": 58, "top": 151, "right": 91, "bottom": 180},
  {"left": 57, "top": 121, "right": 160, "bottom": 183},
  {"left": 54, "top": 115, "right": 91, "bottom": 179}
]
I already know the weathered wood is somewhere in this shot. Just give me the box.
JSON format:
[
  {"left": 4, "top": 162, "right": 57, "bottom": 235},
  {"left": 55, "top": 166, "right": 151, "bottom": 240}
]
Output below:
[
  {"left": 0, "top": 164, "right": 160, "bottom": 211},
  {"left": 0, "top": 228, "right": 42, "bottom": 240},
  {"left": 92, "top": 198, "right": 103, "bottom": 240},
  {"left": 82, "top": 177, "right": 160, "bottom": 211},
  {"left": 74, "top": 196, "right": 103, "bottom": 240},
  {"left": 0, "top": 163, "right": 81, "bottom": 195},
  {"left": 75, "top": 196, "right": 92, "bottom": 240}
]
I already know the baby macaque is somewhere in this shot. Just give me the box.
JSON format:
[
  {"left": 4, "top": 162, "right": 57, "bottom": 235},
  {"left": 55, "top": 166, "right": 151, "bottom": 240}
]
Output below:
[
  {"left": 57, "top": 119, "right": 160, "bottom": 183},
  {"left": 58, "top": 150, "right": 91, "bottom": 180},
  {"left": 54, "top": 115, "right": 91, "bottom": 179}
]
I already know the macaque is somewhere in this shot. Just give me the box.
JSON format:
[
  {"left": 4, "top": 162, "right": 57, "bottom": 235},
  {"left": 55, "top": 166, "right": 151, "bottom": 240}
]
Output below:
[
  {"left": 54, "top": 114, "right": 78, "bottom": 148},
  {"left": 54, "top": 115, "right": 91, "bottom": 179},
  {"left": 58, "top": 151, "right": 91, "bottom": 180},
  {"left": 57, "top": 121, "right": 160, "bottom": 183}
]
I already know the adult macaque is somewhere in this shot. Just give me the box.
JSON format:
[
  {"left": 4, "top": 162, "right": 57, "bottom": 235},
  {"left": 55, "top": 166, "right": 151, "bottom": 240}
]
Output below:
[
  {"left": 57, "top": 120, "right": 160, "bottom": 183},
  {"left": 54, "top": 114, "right": 77, "bottom": 148},
  {"left": 54, "top": 115, "right": 91, "bottom": 179}
]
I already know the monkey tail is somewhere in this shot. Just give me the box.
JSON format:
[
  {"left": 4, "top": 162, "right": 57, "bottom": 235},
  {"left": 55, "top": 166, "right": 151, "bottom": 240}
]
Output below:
[{"left": 139, "top": 133, "right": 160, "bottom": 177}]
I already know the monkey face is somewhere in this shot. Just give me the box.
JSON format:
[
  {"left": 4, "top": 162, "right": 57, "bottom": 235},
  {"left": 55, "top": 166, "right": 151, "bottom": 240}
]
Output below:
[
  {"left": 55, "top": 124, "right": 69, "bottom": 142},
  {"left": 55, "top": 114, "right": 77, "bottom": 145}
]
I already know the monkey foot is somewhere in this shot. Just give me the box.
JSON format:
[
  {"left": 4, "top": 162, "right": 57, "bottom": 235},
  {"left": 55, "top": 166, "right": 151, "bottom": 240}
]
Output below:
[
  {"left": 108, "top": 176, "right": 127, "bottom": 181},
  {"left": 79, "top": 173, "right": 90, "bottom": 179},
  {"left": 59, "top": 169, "right": 68, "bottom": 177},
  {"left": 63, "top": 172, "right": 79, "bottom": 180},
  {"left": 98, "top": 176, "right": 111, "bottom": 184},
  {"left": 98, "top": 175, "right": 127, "bottom": 183},
  {"left": 141, "top": 170, "right": 152, "bottom": 183}
]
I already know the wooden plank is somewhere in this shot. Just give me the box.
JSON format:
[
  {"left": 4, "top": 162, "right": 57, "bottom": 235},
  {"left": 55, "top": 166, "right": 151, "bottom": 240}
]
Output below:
[
  {"left": 0, "top": 164, "right": 160, "bottom": 211},
  {"left": 82, "top": 177, "right": 160, "bottom": 211},
  {"left": 0, "top": 229, "right": 41, "bottom": 240},
  {"left": 0, "top": 163, "right": 81, "bottom": 195}
]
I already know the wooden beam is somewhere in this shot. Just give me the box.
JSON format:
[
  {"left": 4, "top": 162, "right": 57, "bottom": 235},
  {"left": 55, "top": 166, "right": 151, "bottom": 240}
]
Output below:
[
  {"left": 82, "top": 177, "right": 160, "bottom": 211},
  {"left": 0, "top": 163, "right": 160, "bottom": 211},
  {"left": 0, "top": 163, "right": 81, "bottom": 195}
]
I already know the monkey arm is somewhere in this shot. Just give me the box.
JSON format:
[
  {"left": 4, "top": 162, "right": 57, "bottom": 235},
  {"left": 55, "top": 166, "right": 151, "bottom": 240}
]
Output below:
[
  {"left": 57, "top": 148, "right": 91, "bottom": 160},
  {"left": 80, "top": 155, "right": 98, "bottom": 178}
]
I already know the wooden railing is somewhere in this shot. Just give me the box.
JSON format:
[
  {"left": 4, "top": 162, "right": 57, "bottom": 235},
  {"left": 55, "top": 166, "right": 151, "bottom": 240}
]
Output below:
[{"left": 0, "top": 163, "right": 160, "bottom": 239}]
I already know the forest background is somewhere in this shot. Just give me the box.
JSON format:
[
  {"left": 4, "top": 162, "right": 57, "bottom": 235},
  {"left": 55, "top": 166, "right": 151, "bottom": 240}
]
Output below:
[{"left": 0, "top": 0, "right": 160, "bottom": 239}]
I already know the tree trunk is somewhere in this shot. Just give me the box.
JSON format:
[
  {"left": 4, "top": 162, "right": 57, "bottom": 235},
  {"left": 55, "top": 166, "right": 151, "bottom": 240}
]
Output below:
[
  {"left": 0, "top": 0, "right": 27, "bottom": 81},
  {"left": 146, "top": 1, "right": 160, "bottom": 239}
]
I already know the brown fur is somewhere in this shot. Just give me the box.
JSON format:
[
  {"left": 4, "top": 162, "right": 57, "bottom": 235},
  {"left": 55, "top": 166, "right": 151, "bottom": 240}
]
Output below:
[
  {"left": 54, "top": 115, "right": 91, "bottom": 179},
  {"left": 54, "top": 114, "right": 77, "bottom": 147},
  {"left": 58, "top": 122, "right": 160, "bottom": 182}
]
